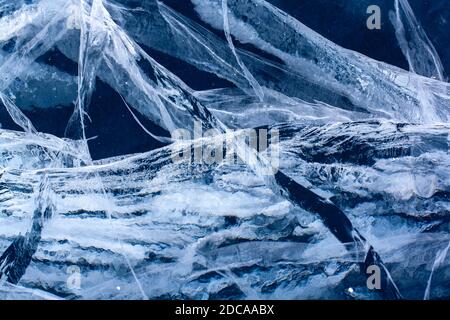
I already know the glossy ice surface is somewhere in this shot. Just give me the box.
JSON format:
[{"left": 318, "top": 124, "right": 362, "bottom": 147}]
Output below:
[{"left": 0, "top": 0, "right": 449, "bottom": 300}]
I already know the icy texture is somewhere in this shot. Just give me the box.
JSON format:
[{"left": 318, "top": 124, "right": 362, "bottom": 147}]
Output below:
[
  {"left": 390, "top": 0, "right": 445, "bottom": 80},
  {"left": 0, "top": 0, "right": 449, "bottom": 299}
]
